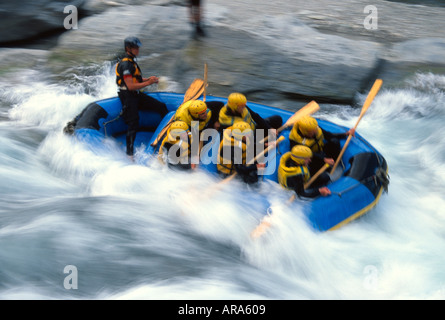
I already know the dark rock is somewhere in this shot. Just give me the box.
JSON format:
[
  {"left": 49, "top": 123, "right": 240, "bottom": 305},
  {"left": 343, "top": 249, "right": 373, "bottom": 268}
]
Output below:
[
  {"left": 0, "top": 0, "right": 89, "bottom": 45},
  {"left": 4, "top": 1, "right": 445, "bottom": 106}
]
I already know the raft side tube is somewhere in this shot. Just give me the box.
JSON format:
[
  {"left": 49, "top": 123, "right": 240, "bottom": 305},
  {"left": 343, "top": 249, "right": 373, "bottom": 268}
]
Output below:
[
  {"left": 303, "top": 151, "right": 388, "bottom": 231},
  {"left": 304, "top": 176, "right": 376, "bottom": 231},
  {"left": 75, "top": 102, "right": 109, "bottom": 130}
]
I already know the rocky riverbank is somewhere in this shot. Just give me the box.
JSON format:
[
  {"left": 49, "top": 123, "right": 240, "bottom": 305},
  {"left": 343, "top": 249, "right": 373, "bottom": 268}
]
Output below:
[{"left": 1, "top": 0, "right": 445, "bottom": 105}]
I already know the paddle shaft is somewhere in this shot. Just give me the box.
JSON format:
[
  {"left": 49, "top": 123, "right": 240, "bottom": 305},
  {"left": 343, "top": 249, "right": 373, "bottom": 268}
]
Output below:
[
  {"left": 203, "top": 63, "right": 208, "bottom": 102},
  {"left": 248, "top": 136, "right": 284, "bottom": 165},
  {"left": 304, "top": 163, "right": 330, "bottom": 189}
]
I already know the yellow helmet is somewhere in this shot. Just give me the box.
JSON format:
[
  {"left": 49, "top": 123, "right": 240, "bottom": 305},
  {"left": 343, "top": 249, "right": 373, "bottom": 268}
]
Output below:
[
  {"left": 231, "top": 121, "right": 252, "bottom": 140},
  {"left": 290, "top": 145, "right": 312, "bottom": 165},
  {"left": 170, "top": 120, "right": 189, "bottom": 133},
  {"left": 168, "top": 121, "right": 189, "bottom": 143},
  {"left": 298, "top": 116, "right": 318, "bottom": 136},
  {"left": 227, "top": 93, "right": 247, "bottom": 112},
  {"left": 188, "top": 100, "right": 208, "bottom": 118}
]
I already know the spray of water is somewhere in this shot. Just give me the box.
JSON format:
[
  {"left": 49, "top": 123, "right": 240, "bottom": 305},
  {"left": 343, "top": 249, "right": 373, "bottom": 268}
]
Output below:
[{"left": 2, "top": 64, "right": 445, "bottom": 299}]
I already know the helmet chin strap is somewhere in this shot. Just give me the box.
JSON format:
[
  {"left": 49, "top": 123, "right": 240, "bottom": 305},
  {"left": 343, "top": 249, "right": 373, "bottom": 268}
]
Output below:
[{"left": 125, "top": 48, "right": 137, "bottom": 59}]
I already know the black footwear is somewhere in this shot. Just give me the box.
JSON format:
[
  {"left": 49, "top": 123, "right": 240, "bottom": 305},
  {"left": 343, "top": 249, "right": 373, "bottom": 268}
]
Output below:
[
  {"left": 196, "top": 24, "right": 206, "bottom": 37},
  {"left": 190, "top": 23, "right": 199, "bottom": 39}
]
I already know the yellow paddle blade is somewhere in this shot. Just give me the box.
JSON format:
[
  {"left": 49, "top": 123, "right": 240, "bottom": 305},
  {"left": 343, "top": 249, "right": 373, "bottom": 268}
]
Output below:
[
  {"left": 353, "top": 79, "right": 383, "bottom": 130},
  {"left": 183, "top": 78, "right": 205, "bottom": 103},
  {"left": 279, "top": 100, "right": 320, "bottom": 132},
  {"left": 150, "top": 115, "right": 174, "bottom": 147},
  {"left": 250, "top": 218, "right": 272, "bottom": 239},
  {"left": 250, "top": 194, "right": 296, "bottom": 239},
  {"left": 151, "top": 78, "right": 205, "bottom": 148},
  {"left": 259, "top": 100, "right": 320, "bottom": 146},
  {"left": 330, "top": 79, "right": 383, "bottom": 174}
]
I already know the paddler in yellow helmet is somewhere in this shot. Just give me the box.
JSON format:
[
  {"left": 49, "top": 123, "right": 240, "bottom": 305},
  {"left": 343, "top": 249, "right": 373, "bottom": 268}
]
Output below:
[
  {"left": 159, "top": 121, "right": 192, "bottom": 170},
  {"left": 218, "top": 92, "right": 282, "bottom": 137},
  {"left": 278, "top": 145, "right": 331, "bottom": 198},
  {"left": 289, "top": 115, "right": 355, "bottom": 175},
  {"left": 217, "top": 121, "right": 262, "bottom": 184},
  {"left": 174, "top": 99, "right": 223, "bottom": 132}
]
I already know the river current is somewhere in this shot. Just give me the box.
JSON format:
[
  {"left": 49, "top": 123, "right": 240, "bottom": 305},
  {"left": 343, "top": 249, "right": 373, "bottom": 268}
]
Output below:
[
  {"left": 1, "top": 61, "right": 444, "bottom": 300},
  {"left": 1, "top": 1, "right": 445, "bottom": 300}
]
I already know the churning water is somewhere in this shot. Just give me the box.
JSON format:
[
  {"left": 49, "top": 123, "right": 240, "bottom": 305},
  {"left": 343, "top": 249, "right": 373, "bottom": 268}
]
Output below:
[{"left": 0, "top": 55, "right": 445, "bottom": 300}]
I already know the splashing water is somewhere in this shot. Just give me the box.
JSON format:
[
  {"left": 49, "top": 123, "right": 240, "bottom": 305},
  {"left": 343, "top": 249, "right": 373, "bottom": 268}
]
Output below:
[{"left": 1, "top": 62, "right": 445, "bottom": 300}]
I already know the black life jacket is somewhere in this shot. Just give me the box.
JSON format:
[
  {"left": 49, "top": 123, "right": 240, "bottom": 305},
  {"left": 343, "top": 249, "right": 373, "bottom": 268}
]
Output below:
[{"left": 115, "top": 55, "right": 143, "bottom": 88}]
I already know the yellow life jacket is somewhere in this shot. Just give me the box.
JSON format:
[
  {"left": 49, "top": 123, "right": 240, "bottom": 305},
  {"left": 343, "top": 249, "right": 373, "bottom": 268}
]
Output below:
[
  {"left": 218, "top": 105, "right": 256, "bottom": 130},
  {"left": 289, "top": 124, "right": 324, "bottom": 153},
  {"left": 174, "top": 100, "right": 212, "bottom": 131},
  {"left": 115, "top": 56, "right": 143, "bottom": 88},
  {"left": 159, "top": 126, "right": 192, "bottom": 165},
  {"left": 278, "top": 152, "right": 310, "bottom": 188},
  {"left": 217, "top": 126, "right": 249, "bottom": 175}
]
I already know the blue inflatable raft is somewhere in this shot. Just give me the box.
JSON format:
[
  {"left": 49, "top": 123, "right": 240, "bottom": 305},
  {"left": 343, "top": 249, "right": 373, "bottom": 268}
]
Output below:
[{"left": 67, "top": 92, "right": 389, "bottom": 232}]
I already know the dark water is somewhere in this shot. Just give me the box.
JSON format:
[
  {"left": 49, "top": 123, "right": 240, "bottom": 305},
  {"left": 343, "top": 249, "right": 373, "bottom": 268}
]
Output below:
[{"left": 386, "top": 0, "right": 445, "bottom": 7}]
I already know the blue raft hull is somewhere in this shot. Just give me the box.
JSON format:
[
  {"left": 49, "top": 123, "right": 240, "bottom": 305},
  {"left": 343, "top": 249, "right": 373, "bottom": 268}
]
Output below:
[{"left": 71, "top": 92, "right": 388, "bottom": 231}]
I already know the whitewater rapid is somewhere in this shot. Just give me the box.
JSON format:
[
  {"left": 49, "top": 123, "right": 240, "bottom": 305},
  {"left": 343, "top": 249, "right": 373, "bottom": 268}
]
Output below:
[{"left": 1, "top": 61, "right": 445, "bottom": 300}]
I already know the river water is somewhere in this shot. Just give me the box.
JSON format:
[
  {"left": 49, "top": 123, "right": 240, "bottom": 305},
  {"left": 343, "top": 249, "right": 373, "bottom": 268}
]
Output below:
[{"left": 1, "top": 5, "right": 445, "bottom": 301}]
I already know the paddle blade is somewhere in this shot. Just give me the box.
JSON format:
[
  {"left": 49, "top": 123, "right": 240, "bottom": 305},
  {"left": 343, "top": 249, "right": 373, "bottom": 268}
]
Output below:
[
  {"left": 151, "top": 78, "right": 205, "bottom": 148},
  {"left": 250, "top": 218, "right": 272, "bottom": 239},
  {"left": 330, "top": 79, "right": 383, "bottom": 174},
  {"left": 150, "top": 114, "right": 175, "bottom": 147},
  {"left": 353, "top": 79, "right": 383, "bottom": 130},
  {"left": 280, "top": 100, "right": 320, "bottom": 132},
  {"left": 183, "top": 78, "right": 205, "bottom": 103},
  {"left": 250, "top": 194, "right": 296, "bottom": 239}
]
